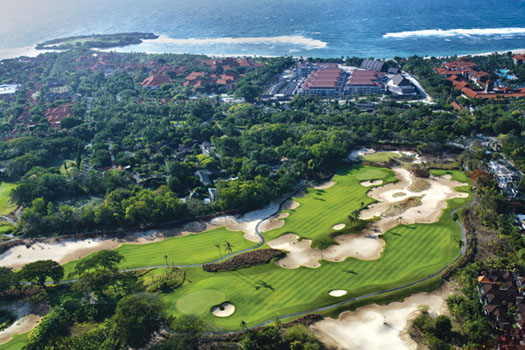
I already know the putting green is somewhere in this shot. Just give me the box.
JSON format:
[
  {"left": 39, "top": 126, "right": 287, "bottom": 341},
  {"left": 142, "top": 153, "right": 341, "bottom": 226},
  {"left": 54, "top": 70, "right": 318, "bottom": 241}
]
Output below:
[
  {"left": 176, "top": 289, "right": 226, "bottom": 315},
  {"left": 265, "top": 165, "right": 397, "bottom": 247}
]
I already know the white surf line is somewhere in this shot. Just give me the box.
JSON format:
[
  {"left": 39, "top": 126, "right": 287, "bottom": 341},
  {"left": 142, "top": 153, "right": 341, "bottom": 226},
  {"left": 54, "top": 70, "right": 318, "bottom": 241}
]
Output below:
[{"left": 384, "top": 27, "right": 525, "bottom": 38}]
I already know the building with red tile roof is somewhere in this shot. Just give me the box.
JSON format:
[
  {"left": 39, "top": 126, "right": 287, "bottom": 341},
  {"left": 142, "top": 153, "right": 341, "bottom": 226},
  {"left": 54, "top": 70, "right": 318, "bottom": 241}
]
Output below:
[
  {"left": 513, "top": 54, "right": 525, "bottom": 65},
  {"left": 450, "top": 101, "right": 462, "bottom": 111},
  {"left": 141, "top": 75, "right": 173, "bottom": 89},
  {"left": 346, "top": 70, "right": 384, "bottom": 95},
  {"left": 300, "top": 68, "right": 346, "bottom": 96}
]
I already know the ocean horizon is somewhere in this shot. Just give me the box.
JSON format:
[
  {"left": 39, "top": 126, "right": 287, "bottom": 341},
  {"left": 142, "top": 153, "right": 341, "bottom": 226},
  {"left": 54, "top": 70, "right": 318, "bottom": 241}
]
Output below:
[{"left": 1, "top": 0, "right": 525, "bottom": 59}]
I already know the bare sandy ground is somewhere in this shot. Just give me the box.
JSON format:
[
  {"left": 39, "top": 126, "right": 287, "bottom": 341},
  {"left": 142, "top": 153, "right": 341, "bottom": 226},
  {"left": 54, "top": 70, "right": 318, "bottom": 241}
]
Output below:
[
  {"left": 267, "top": 233, "right": 385, "bottom": 268},
  {"left": 0, "top": 302, "right": 48, "bottom": 345},
  {"left": 311, "top": 283, "right": 453, "bottom": 350},
  {"left": 348, "top": 148, "right": 375, "bottom": 161},
  {"left": 211, "top": 303, "right": 235, "bottom": 317},
  {"left": 360, "top": 180, "right": 383, "bottom": 187},
  {"left": 314, "top": 180, "right": 335, "bottom": 190},
  {"left": 329, "top": 290, "right": 348, "bottom": 297},
  {"left": 267, "top": 167, "right": 467, "bottom": 269},
  {"left": 332, "top": 224, "right": 346, "bottom": 230},
  {"left": 0, "top": 188, "right": 307, "bottom": 269},
  {"left": 0, "top": 225, "right": 203, "bottom": 270},
  {"left": 360, "top": 167, "right": 468, "bottom": 236}
]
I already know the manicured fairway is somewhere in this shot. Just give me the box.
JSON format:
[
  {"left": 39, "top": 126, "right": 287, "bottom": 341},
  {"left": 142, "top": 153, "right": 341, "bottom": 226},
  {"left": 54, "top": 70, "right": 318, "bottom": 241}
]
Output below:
[
  {"left": 1, "top": 332, "right": 28, "bottom": 350},
  {"left": 265, "top": 165, "right": 397, "bottom": 247},
  {"left": 63, "top": 227, "right": 257, "bottom": 276},
  {"left": 159, "top": 167, "right": 471, "bottom": 329},
  {"left": 360, "top": 152, "right": 400, "bottom": 162},
  {"left": 0, "top": 182, "right": 17, "bottom": 215}
]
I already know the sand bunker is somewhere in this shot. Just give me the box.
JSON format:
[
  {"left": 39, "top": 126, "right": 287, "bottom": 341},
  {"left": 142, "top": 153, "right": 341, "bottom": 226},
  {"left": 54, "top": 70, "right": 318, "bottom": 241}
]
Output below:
[
  {"left": 348, "top": 148, "right": 375, "bottom": 161},
  {"left": 332, "top": 224, "right": 346, "bottom": 230},
  {"left": 0, "top": 302, "right": 46, "bottom": 345},
  {"left": 314, "top": 180, "right": 335, "bottom": 190},
  {"left": 211, "top": 302, "right": 235, "bottom": 317},
  {"left": 311, "top": 283, "right": 452, "bottom": 350},
  {"left": 267, "top": 167, "right": 467, "bottom": 269},
  {"left": 259, "top": 213, "right": 289, "bottom": 232},
  {"left": 360, "top": 180, "right": 383, "bottom": 187},
  {"left": 360, "top": 167, "right": 468, "bottom": 237},
  {"left": 268, "top": 233, "right": 384, "bottom": 269},
  {"left": 0, "top": 187, "right": 307, "bottom": 269},
  {"left": 329, "top": 290, "right": 348, "bottom": 297}
]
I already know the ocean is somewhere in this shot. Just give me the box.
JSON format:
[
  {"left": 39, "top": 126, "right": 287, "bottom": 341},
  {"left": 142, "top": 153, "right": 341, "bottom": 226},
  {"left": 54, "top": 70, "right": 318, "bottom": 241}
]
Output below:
[{"left": 1, "top": 0, "right": 525, "bottom": 59}]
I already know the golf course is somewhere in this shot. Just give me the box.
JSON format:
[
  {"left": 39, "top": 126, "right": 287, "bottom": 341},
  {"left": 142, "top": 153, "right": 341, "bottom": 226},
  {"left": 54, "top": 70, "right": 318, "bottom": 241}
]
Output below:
[
  {"left": 153, "top": 166, "right": 470, "bottom": 329},
  {"left": 61, "top": 164, "right": 470, "bottom": 330},
  {"left": 2, "top": 164, "right": 472, "bottom": 340}
]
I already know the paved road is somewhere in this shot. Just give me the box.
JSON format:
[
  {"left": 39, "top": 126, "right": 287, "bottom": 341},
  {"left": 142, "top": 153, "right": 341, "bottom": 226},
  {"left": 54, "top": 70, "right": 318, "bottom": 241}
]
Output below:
[{"left": 51, "top": 184, "right": 476, "bottom": 331}]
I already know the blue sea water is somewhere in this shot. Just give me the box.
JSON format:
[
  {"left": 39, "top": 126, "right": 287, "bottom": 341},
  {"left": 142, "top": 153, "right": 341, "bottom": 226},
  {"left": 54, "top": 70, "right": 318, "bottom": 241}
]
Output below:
[{"left": 1, "top": 0, "right": 525, "bottom": 59}]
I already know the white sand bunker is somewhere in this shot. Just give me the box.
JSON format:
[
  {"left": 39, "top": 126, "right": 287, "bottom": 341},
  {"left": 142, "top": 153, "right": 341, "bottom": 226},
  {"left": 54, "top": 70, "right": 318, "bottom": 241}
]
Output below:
[
  {"left": 314, "top": 180, "right": 335, "bottom": 190},
  {"left": 360, "top": 179, "right": 383, "bottom": 187},
  {"left": 332, "top": 224, "right": 345, "bottom": 230},
  {"left": 0, "top": 188, "right": 307, "bottom": 269},
  {"left": 211, "top": 302, "right": 235, "bottom": 317},
  {"left": 360, "top": 167, "right": 468, "bottom": 237},
  {"left": 329, "top": 290, "right": 347, "bottom": 297},
  {"left": 311, "top": 283, "right": 452, "bottom": 350},
  {"left": 267, "top": 167, "right": 468, "bottom": 269},
  {"left": 348, "top": 148, "right": 375, "bottom": 161},
  {"left": 268, "top": 233, "right": 384, "bottom": 269}
]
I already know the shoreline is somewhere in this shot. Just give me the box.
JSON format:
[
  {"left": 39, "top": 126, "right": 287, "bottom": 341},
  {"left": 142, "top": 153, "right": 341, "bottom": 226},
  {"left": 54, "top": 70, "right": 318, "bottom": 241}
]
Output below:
[{"left": 1, "top": 34, "right": 525, "bottom": 61}]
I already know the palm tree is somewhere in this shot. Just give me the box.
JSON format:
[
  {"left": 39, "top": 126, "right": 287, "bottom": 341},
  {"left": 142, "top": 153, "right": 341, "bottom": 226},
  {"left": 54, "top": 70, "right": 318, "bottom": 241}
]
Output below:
[
  {"left": 164, "top": 255, "right": 168, "bottom": 266},
  {"left": 240, "top": 320, "right": 247, "bottom": 331},
  {"left": 224, "top": 241, "right": 234, "bottom": 255},
  {"left": 397, "top": 216, "right": 403, "bottom": 224}
]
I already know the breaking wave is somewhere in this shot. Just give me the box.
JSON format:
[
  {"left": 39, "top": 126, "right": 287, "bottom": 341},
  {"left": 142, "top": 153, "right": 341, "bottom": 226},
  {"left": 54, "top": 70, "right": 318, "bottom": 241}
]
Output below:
[
  {"left": 149, "top": 34, "right": 327, "bottom": 50},
  {"left": 383, "top": 27, "right": 525, "bottom": 38}
]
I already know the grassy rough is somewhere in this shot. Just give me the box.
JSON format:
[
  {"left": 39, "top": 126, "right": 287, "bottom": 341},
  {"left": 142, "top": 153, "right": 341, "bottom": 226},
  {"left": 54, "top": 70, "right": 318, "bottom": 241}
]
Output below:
[
  {"left": 361, "top": 152, "right": 400, "bottom": 162},
  {"left": 384, "top": 196, "right": 423, "bottom": 217},
  {"left": 0, "top": 182, "right": 17, "bottom": 215}
]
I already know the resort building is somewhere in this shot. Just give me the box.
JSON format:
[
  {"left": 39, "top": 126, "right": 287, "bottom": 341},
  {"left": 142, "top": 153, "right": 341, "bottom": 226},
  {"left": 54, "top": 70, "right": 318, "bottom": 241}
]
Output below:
[
  {"left": 386, "top": 74, "right": 417, "bottom": 96},
  {"left": 141, "top": 75, "right": 174, "bottom": 89},
  {"left": 294, "top": 62, "right": 339, "bottom": 78},
  {"left": 299, "top": 67, "right": 347, "bottom": 96},
  {"left": 0, "top": 84, "right": 20, "bottom": 100},
  {"left": 477, "top": 270, "right": 525, "bottom": 349},
  {"left": 360, "top": 59, "right": 388, "bottom": 72},
  {"left": 346, "top": 70, "right": 384, "bottom": 95},
  {"left": 513, "top": 54, "right": 525, "bottom": 65}
]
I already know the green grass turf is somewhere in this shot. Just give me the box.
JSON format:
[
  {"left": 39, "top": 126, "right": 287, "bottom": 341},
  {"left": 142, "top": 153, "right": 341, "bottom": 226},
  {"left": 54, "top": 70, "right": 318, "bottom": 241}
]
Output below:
[
  {"left": 0, "top": 183, "right": 17, "bottom": 215},
  {"left": 360, "top": 152, "right": 400, "bottom": 162},
  {"left": 264, "top": 165, "right": 397, "bottom": 248},
  {"left": 158, "top": 167, "right": 471, "bottom": 330},
  {"left": 176, "top": 289, "right": 226, "bottom": 315},
  {"left": 62, "top": 227, "right": 257, "bottom": 277},
  {"left": 0, "top": 332, "right": 28, "bottom": 350}
]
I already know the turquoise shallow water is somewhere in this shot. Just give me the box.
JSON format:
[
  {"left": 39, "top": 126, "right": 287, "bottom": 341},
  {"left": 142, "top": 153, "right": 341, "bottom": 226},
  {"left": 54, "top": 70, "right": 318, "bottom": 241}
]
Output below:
[{"left": 1, "top": 0, "right": 525, "bottom": 58}]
